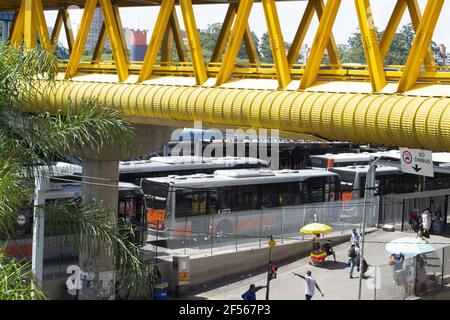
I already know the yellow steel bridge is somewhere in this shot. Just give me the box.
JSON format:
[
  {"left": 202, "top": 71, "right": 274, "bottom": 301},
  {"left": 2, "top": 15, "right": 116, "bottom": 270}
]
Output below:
[{"left": 3, "top": 0, "right": 450, "bottom": 150}]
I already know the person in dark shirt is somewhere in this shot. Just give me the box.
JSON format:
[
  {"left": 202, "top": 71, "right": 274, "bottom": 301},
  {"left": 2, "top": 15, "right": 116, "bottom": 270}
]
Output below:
[{"left": 241, "top": 284, "right": 266, "bottom": 300}]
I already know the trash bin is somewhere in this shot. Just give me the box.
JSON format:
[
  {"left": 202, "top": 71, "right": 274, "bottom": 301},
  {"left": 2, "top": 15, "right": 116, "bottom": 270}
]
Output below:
[{"left": 153, "top": 281, "right": 168, "bottom": 300}]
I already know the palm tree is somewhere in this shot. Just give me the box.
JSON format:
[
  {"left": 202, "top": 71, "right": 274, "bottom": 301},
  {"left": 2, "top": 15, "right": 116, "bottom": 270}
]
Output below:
[{"left": 0, "top": 43, "right": 154, "bottom": 299}]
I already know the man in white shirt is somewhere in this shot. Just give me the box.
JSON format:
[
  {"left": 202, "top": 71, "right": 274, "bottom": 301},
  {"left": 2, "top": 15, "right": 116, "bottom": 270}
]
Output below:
[
  {"left": 421, "top": 208, "right": 431, "bottom": 233},
  {"left": 350, "top": 229, "right": 361, "bottom": 245},
  {"left": 293, "top": 271, "right": 324, "bottom": 300}
]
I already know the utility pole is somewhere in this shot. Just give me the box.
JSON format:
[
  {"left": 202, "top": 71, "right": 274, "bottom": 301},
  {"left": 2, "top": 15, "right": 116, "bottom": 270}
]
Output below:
[
  {"left": 358, "top": 154, "right": 383, "bottom": 300},
  {"left": 266, "top": 235, "right": 276, "bottom": 300},
  {"left": 32, "top": 171, "right": 47, "bottom": 298}
]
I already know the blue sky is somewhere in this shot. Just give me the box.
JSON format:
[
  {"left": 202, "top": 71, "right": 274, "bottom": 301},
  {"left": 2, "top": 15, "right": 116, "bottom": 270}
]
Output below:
[{"left": 44, "top": 0, "right": 450, "bottom": 49}]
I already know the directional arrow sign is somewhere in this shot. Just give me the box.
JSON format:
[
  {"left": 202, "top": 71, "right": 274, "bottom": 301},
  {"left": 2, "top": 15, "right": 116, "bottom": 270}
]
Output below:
[{"left": 400, "top": 148, "right": 434, "bottom": 177}]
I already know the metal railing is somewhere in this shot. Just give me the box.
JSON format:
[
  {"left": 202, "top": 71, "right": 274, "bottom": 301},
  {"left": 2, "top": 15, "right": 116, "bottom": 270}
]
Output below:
[{"left": 151, "top": 198, "right": 379, "bottom": 257}]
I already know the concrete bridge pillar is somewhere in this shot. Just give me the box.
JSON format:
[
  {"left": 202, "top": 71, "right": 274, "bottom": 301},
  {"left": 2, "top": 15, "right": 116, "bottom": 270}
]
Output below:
[{"left": 75, "top": 123, "right": 176, "bottom": 299}]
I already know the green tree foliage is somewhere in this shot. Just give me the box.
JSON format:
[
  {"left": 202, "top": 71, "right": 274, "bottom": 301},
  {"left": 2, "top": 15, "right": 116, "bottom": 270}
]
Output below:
[
  {"left": 339, "top": 23, "right": 442, "bottom": 66},
  {"left": 0, "top": 44, "right": 153, "bottom": 299}
]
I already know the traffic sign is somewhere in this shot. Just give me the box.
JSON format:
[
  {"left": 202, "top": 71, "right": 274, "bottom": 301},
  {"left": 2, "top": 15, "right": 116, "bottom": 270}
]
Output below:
[
  {"left": 268, "top": 238, "right": 276, "bottom": 249},
  {"left": 400, "top": 148, "right": 434, "bottom": 177}
]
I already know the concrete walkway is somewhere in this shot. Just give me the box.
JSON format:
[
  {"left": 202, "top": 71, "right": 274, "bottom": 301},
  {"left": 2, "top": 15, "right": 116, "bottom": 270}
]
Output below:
[{"left": 189, "top": 230, "right": 450, "bottom": 300}]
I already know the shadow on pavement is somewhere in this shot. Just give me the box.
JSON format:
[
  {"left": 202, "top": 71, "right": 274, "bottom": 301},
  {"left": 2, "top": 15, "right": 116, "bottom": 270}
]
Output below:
[{"left": 309, "top": 261, "right": 349, "bottom": 270}]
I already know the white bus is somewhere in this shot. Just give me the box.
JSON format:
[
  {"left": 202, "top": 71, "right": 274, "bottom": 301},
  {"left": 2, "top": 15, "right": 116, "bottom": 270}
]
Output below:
[
  {"left": 329, "top": 165, "right": 418, "bottom": 200},
  {"left": 51, "top": 156, "right": 269, "bottom": 185},
  {"left": 141, "top": 169, "right": 340, "bottom": 237},
  {"left": 3, "top": 181, "right": 147, "bottom": 259},
  {"left": 308, "top": 150, "right": 401, "bottom": 170}
]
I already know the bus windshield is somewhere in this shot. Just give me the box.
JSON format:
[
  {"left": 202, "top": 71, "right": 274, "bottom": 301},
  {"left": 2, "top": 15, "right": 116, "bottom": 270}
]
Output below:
[{"left": 142, "top": 181, "right": 169, "bottom": 230}]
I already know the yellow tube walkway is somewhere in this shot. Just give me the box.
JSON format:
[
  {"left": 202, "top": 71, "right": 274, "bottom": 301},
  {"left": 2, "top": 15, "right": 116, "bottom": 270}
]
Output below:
[{"left": 33, "top": 80, "right": 450, "bottom": 151}]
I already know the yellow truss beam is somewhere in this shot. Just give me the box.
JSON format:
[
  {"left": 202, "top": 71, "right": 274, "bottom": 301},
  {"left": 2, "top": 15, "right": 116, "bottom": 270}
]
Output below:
[
  {"left": 112, "top": 5, "right": 129, "bottom": 62},
  {"left": 161, "top": 25, "right": 174, "bottom": 63},
  {"left": 99, "top": 0, "right": 129, "bottom": 81},
  {"left": 92, "top": 22, "right": 107, "bottom": 64},
  {"left": 354, "top": 0, "right": 386, "bottom": 92},
  {"left": 313, "top": 0, "right": 341, "bottom": 66},
  {"left": 300, "top": 0, "right": 341, "bottom": 89},
  {"left": 180, "top": 0, "right": 208, "bottom": 84},
  {"left": 397, "top": 0, "right": 444, "bottom": 93},
  {"left": 243, "top": 23, "right": 261, "bottom": 66},
  {"left": 138, "top": 0, "right": 174, "bottom": 82},
  {"left": 23, "top": 0, "right": 36, "bottom": 52},
  {"left": 169, "top": 9, "right": 188, "bottom": 62},
  {"left": 261, "top": 0, "right": 291, "bottom": 89},
  {"left": 210, "top": 3, "right": 236, "bottom": 63},
  {"left": 287, "top": 0, "right": 315, "bottom": 65},
  {"left": 10, "top": 3, "right": 24, "bottom": 48},
  {"left": 34, "top": 0, "right": 52, "bottom": 51},
  {"left": 66, "top": 0, "right": 97, "bottom": 78},
  {"left": 380, "top": 0, "right": 407, "bottom": 60},
  {"left": 62, "top": 8, "right": 74, "bottom": 53},
  {"left": 51, "top": 9, "right": 64, "bottom": 48},
  {"left": 210, "top": 3, "right": 259, "bottom": 66},
  {"left": 406, "top": 0, "right": 435, "bottom": 67},
  {"left": 215, "top": 0, "right": 254, "bottom": 86}
]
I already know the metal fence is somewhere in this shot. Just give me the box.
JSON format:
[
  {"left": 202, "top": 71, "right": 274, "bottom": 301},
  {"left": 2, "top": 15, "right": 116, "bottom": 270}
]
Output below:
[
  {"left": 152, "top": 197, "right": 379, "bottom": 256},
  {"left": 362, "top": 246, "right": 450, "bottom": 300}
]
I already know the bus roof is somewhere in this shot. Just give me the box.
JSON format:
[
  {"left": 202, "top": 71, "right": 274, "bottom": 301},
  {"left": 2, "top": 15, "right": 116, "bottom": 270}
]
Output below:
[
  {"left": 143, "top": 169, "right": 339, "bottom": 188},
  {"left": 119, "top": 156, "right": 268, "bottom": 173},
  {"left": 379, "top": 151, "right": 450, "bottom": 165},
  {"left": 330, "top": 165, "right": 402, "bottom": 175},
  {"left": 309, "top": 150, "right": 399, "bottom": 163},
  {"left": 44, "top": 156, "right": 268, "bottom": 177}
]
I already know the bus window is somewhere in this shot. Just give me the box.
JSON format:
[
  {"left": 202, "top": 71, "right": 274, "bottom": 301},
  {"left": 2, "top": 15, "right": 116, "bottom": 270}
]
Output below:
[
  {"left": 307, "top": 178, "right": 325, "bottom": 203},
  {"left": 175, "top": 190, "right": 193, "bottom": 218},
  {"left": 208, "top": 191, "right": 219, "bottom": 215},
  {"left": 238, "top": 185, "right": 260, "bottom": 210},
  {"left": 119, "top": 198, "right": 134, "bottom": 223},
  {"left": 192, "top": 192, "right": 208, "bottom": 216}
]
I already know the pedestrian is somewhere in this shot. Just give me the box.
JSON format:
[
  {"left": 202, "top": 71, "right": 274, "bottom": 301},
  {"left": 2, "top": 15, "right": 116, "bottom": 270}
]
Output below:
[
  {"left": 241, "top": 284, "right": 266, "bottom": 300},
  {"left": 312, "top": 233, "right": 321, "bottom": 252},
  {"left": 421, "top": 208, "right": 431, "bottom": 234},
  {"left": 293, "top": 271, "right": 324, "bottom": 300},
  {"left": 348, "top": 243, "right": 360, "bottom": 279},
  {"left": 350, "top": 228, "right": 361, "bottom": 245},
  {"left": 321, "top": 240, "right": 337, "bottom": 263},
  {"left": 388, "top": 253, "right": 405, "bottom": 285}
]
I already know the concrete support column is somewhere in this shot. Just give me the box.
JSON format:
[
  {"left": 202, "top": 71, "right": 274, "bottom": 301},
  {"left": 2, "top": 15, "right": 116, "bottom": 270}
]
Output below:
[
  {"left": 75, "top": 124, "right": 175, "bottom": 300},
  {"left": 78, "top": 157, "right": 119, "bottom": 300}
]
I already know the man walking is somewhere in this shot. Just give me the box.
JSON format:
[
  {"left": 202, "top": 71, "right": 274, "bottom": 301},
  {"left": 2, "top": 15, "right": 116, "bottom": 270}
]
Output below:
[
  {"left": 350, "top": 229, "right": 361, "bottom": 245},
  {"left": 348, "top": 243, "right": 360, "bottom": 279},
  {"left": 293, "top": 271, "right": 324, "bottom": 300}
]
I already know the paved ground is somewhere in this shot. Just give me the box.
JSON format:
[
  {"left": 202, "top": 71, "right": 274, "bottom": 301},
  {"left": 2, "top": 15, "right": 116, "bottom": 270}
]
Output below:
[{"left": 188, "top": 230, "right": 450, "bottom": 300}]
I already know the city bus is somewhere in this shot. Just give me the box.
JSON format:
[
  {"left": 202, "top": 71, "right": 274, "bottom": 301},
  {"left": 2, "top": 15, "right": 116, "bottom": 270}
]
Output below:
[
  {"left": 3, "top": 181, "right": 147, "bottom": 259},
  {"left": 118, "top": 156, "right": 269, "bottom": 185},
  {"left": 141, "top": 169, "right": 340, "bottom": 237},
  {"left": 308, "top": 151, "right": 400, "bottom": 170},
  {"left": 51, "top": 156, "right": 269, "bottom": 185},
  {"left": 309, "top": 153, "right": 374, "bottom": 170},
  {"left": 329, "top": 165, "right": 419, "bottom": 200}
]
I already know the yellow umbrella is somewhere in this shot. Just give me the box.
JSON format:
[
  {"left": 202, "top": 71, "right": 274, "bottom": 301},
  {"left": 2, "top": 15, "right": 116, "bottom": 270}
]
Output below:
[{"left": 300, "top": 223, "right": 333, "bottom": 234}]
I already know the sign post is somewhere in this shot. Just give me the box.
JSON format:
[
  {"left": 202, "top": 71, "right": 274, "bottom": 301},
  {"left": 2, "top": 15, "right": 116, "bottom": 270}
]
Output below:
[
  {"left": 266, "top": 235, "right": 276, "bottom": 300},
  {"left": 400, "top": 148, "right": 434, "bottom": 177}
]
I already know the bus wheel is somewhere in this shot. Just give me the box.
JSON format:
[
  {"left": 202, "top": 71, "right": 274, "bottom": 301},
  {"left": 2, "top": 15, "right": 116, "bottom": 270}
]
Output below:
[{"left": 215, "top": 221, "right": 233, "bottom": 240}]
